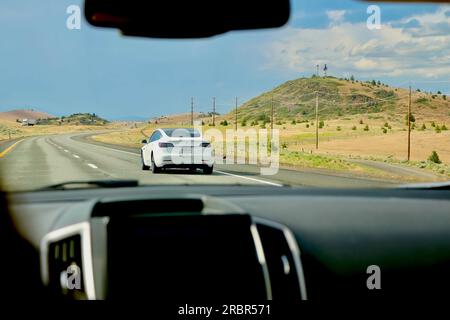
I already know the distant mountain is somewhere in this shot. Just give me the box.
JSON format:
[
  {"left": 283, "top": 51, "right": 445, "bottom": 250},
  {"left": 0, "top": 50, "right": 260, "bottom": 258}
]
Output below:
[
  {"left": 0, "top": 109, "right": 55, "bottom": 122},
  {"left": 230, "top": 76, "right": 449, "bottom": 123},
  {"left": 108, "top": 115, "right": 149, "bottom": 122}
]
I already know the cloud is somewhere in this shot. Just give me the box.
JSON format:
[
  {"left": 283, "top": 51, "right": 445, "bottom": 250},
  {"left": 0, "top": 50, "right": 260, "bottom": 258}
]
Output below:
[
  {"left": 326, "top": 10, "right": 346, "bottom": 26},
  {"left": 264, "top": 7, "right": 450, "bottom": 79}
]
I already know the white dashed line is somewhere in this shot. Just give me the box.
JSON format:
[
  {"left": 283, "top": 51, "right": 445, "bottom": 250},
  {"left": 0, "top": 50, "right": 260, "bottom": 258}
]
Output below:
[
  {"left": 64, "top": 149, "right": 69, "bottom": 153},
  {"left": 215, "top": 170, "right": 283, "bottom": 187},
  {"left": 87, "top": 163, "right": 98, "bottom": 169},
  {"left": 73, "top": 154, "right": 80, "bottom": 159}
]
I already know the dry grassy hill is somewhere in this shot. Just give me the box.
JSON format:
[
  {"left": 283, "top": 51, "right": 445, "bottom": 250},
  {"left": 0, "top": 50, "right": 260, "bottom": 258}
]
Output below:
[
  {"left": 225, "top": 76, "right": 449, "bottom": 125},
  {"left": 0, "top": 109, "right": 54, "bottom": 123}
]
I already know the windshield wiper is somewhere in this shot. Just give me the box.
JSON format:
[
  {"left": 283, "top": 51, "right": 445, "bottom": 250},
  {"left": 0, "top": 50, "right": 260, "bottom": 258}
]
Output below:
[
  {"left": 39, "top": 179, "right": 139, "bottom": 191},
  {"left": 398, "top": 181, "right": 450, "bottom": 190}
]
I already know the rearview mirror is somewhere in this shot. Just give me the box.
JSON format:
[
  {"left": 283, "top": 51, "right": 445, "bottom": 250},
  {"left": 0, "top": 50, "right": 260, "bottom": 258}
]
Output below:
[
  {"left": 141, "top": 139, "right": 147, "bottom": 144},
  {"left": 84, "top": 0, "right": 290, "bottom": 38}
]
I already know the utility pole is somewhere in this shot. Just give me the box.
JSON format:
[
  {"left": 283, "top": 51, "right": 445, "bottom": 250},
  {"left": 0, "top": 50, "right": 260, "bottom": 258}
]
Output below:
[
  {"left": 212, "top": 97, "right": 216, "bottom": 126},
  {"left": 316, "top": 64, "right": 319, "bottom": 77},
  {"left": 315, "top": 91, "right": 319, "bottom": 150},
  {"left": 8, "top": 130, "right": 11, "bottom": 140},
  {"left": 235, "top": 97, "right": 238, "bottom": 130},
  {"left": 271, "top": 95, "right": 274, "bottom": 138},
  {"left": 191, "top": 97, "right": 194, "bottom": 126},
  {"left": 407, "top": 85, "right": 412, "bottom": 161}
]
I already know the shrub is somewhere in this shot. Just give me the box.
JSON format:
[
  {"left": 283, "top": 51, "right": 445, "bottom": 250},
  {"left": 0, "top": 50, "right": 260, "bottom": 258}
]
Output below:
[
  {"left": 221, "top": 120, "right": 228, "bottom": 126},
  {"left": 431, "top": 121, "right": 436, "bottom": 127},
  {"left": 382, "top": 128, "right": 387, "bottom": 134},
  {"left": 276, "top": 121, "right": 283, "bottom": 126},
  {"left": 306, "top": 124, "right": 310, "bottom": 128},
  {"left": 384, "top": 122, "right": 389, "bottom": 128},
  {"left": 359, "top": 119, "right": 364, "bottom": 124},
  {"left": 435, "top": 125, "right": 441, "bottom": 133},
  {"left": 336, "top": 126, "right": 341, "bottom": 131},
  {"left": 291, "top": 119, "right": 296, "bottom": 125},
  {"left": 364, "top": 125, "right": 369, "bottom": 131},
  {"left": 352, "top": 126, "right": 357, "bottom": 130},
  {"left": 442, "top": 124, "right": 448, "bottom": 131},
  {"left": 421, "top": 123, "right": 426, "bottom": 130},
  {"left": 405, "top": 113, "right": 416, "bottom": 125},
  {"left": 428, "top": 151, "right": 442, "bottom": 164},
  {"left": 319, "top": 120, "right": 324, "bottom": 129}
]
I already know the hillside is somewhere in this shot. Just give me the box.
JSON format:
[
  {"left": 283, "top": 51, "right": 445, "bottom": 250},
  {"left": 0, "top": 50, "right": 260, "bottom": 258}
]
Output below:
[
  {"left": 0, "top": 109, "right": 54, "bottom": 123},
  {"left": 231, "top": 76, "right": 449, "bottom": 124},
  {"left": 150, "top": 112, "right": 218, "bottom": 126},
  {"left": 38, "top": 113, "right": 109, "bottom": 126}
]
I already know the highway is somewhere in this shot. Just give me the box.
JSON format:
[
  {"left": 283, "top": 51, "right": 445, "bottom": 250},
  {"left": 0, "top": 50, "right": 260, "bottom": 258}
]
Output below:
[{"left": 0, "top": 133, "right": 396, "bottom": 191}]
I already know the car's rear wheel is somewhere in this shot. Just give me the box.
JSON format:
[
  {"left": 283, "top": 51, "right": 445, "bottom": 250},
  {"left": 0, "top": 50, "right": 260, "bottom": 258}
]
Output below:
[
  {"left": 151, "top": 154, "right": 161, "bottom": 173},
  {"left": 203, "top": 166, "right": 213, "bottom": 175},
  {"left": 141, "top": 152, "right": 150, "bottom": 171},
  {"left": 188, "top": 167, "right": 197, "bottom": 173}
]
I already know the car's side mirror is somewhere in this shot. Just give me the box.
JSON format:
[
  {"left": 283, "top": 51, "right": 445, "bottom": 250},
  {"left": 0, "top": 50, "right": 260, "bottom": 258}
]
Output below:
[{"left": 141, "top": 139, "right": 147, "bottom": 144}]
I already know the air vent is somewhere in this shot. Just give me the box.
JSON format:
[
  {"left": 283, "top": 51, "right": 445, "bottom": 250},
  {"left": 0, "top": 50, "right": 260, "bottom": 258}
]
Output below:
[
  {"left": 40, "top": 222, "right": 95, "bottom": 300},
  {"left": 254, "top": 218, "right": 307, "bottom": 300},
  {"left": 48, "top": 235, "right": 86, "bottom": 299}
]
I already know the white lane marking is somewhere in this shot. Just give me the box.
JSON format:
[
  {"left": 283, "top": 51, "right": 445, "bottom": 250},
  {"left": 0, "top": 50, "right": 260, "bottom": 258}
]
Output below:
[
  {"left": 87, "top": 163, "right": 98, "bottom": 169},
  {"left": 64, "top": 149, "right": 69, "bottom": 153},
  {"left": 215, "top": 170, "right": 283, "bottom": 187},
  {"left": 73, "top": 154, "right": 80, "bottom": 159}
]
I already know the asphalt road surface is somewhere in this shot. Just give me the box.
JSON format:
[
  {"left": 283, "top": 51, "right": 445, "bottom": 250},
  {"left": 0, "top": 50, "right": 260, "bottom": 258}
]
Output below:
[{"left": 0, "top": 133, "right": 397, "bottom": 191}]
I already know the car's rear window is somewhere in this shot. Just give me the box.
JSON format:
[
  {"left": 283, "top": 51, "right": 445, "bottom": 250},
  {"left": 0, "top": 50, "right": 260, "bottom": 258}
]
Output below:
[{"left": 163, "top": 128, "right": 201, "bottom": 138}]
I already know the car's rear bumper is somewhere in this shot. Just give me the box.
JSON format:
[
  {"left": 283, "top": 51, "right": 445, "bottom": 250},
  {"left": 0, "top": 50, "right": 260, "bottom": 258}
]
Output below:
[{"left": 154, "top": 153, "right": 214, "bottom": 168}]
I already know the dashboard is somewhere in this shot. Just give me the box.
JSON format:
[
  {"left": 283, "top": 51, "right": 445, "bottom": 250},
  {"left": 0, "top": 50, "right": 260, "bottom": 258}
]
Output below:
[{"left": 5, "top": 185, "right": 450, "bottom": 300}]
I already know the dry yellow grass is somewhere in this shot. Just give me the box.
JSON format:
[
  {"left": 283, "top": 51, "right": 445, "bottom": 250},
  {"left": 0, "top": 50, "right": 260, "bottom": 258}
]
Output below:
[{"left": 0, "top": 120, "right": 124, "bottom": 141}]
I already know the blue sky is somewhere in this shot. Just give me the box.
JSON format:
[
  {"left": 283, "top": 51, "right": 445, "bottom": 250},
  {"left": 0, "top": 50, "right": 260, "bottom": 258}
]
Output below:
[{"left": 0, "top": 0, "right": 449, "bottom": 120}]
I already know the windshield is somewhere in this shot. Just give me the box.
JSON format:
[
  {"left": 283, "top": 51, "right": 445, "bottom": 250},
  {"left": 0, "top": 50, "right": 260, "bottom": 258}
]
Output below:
[{"left": 0, "top": 0, "right": 449, "bottom": 191}]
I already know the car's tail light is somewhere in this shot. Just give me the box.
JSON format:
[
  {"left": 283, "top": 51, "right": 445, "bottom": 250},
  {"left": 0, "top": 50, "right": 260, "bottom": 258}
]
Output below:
[
  {"left": 202, "top": 142, "right": 211, "bottom": 148},
  {"left": 159, "top": 142, "right": 174, "bottom": 148}
]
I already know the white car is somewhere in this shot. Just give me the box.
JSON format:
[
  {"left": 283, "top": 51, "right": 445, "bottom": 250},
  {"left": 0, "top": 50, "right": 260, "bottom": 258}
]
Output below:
[{"left": 141, "top": 128, "right": 214, "bottom": 174}]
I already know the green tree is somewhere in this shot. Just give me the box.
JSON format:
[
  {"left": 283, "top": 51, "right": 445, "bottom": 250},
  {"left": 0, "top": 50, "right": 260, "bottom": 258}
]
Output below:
[{"left": 428, "top": 151, "right": 441, "bottom": 164}]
